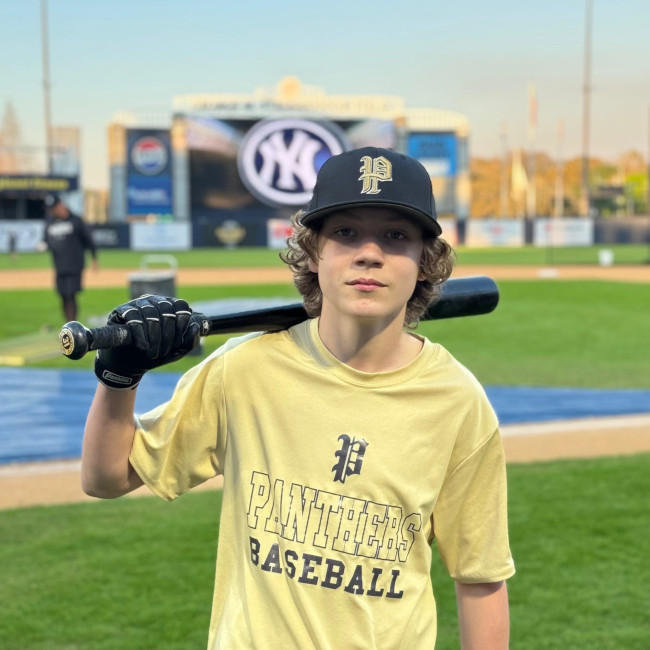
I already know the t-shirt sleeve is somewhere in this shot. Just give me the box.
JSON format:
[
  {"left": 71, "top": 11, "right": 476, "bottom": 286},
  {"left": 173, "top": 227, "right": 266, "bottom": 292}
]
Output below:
[
  {"left": 129, "top": 332, "right": 264, "bottom": 501},
  {"left": 433, "top": 425, "right": 515, "bottom": 584},
  {"left": 129, "top": 351, "right": 228, "bottom": 501}
]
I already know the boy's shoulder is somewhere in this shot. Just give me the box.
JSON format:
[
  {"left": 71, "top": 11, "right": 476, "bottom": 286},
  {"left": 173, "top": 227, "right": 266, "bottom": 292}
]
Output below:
[
  {"left": 201, "top": 322, "right": 304, "bottom": 366},
  {"left": 422, "top": 339, "right": 489, "bottom": 394}
]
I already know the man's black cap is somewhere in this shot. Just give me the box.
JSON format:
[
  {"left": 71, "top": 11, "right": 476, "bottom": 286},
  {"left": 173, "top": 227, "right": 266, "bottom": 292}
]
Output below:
[
  {"left": 300, "top": 146, "right": 442, "bottom": 236},
  {"left": 45, "top": 195, "right": 63, "bottom": 208}
]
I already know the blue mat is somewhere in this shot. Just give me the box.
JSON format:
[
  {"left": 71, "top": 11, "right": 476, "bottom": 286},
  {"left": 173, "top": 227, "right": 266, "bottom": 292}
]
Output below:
[{"left": 2, "top": 367, "right": 649, "bottom": 465}]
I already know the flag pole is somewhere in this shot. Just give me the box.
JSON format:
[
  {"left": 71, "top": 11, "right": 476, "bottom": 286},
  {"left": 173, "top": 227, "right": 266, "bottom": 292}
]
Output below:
[
  {"left": 526, "top": 83, "right": 537, "bottom": 218},
  {"left": 41, "top": 0, "right": 53, "bottom": 176},
  {"left": 581, "top": 0, "right": 593, "bottom": 217}
]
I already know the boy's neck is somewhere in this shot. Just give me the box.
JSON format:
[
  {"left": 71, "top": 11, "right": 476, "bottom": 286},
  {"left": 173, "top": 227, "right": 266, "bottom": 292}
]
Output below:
[{"left": 317, "top": 312, "right": 423, "bottom": 373}]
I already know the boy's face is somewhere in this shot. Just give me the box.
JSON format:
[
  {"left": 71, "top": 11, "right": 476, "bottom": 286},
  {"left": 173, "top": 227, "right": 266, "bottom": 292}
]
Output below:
[{"left": 308, "top": 207, "right": 425, "bottom": 325}]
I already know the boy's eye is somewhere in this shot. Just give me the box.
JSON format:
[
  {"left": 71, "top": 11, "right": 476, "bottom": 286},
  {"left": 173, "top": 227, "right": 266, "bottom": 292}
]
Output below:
[
  {"left": 387, "top": 230, "right": 407, "bottom": 240},
  {"left": 334, "top": 227, "right": 354, "bottom": 237}
]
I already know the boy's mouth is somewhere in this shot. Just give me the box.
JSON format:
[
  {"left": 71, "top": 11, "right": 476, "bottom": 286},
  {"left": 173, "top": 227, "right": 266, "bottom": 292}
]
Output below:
[{"left": 348, "top": 278, "right": 387, "bottom": 291}]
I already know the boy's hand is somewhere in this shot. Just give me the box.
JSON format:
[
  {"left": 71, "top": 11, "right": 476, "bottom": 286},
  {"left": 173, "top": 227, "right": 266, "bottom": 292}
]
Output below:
[{"left": 94, "top": 295, "right": 200, "bottom": 390}]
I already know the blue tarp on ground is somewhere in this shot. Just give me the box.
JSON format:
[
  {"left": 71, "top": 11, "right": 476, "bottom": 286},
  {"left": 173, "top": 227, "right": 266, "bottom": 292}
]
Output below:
[{"left": 1, "top": 367, "right": 649, "bottom": 465}]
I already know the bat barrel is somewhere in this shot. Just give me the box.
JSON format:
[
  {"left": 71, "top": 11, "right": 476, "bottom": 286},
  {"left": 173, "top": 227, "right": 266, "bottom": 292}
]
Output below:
[
  {"left": 427, "top": 275, "right": 499, "bottom": 320},
  {"left": 206, "top": 304, "right": 308, "bottom": 334}
]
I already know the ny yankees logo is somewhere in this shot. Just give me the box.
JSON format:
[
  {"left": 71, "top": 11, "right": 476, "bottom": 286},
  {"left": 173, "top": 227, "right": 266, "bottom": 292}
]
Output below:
[
  {"left": 237, "top": 119, "right": 347, "bottom": 207},
  {"left": 359, "top": 155, "right": 393, "bottom": 194},
  {"left": 258, "top": 130, "right": 321, "bottom": 191},
  {"left": 332, "top": 434, "right": 369, "bottom": 483}
]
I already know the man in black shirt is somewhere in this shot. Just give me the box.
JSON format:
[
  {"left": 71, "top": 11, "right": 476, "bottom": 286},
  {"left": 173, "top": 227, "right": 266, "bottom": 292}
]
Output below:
[{"left": 43, "top": 197, "right": 99, "bottom": 322}]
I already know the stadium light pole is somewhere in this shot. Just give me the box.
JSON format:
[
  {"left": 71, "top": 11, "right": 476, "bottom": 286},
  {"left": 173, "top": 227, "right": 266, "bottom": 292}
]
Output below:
[
  {"left": 527, "top": 84, "right": 537, "bottom": 218},
  {"left": 581, "top": 0, "right": 593, "bottom": 217},
  {"left": 41, "top": 0, "right": 53, "bottom": 175},
  {"left": 499, "top": 122, "right": 509, "bottom": 218},
  {"left": 647, "top": 105, "right": 650, "bottom": 217},
  {"left": 555, "top": 120, "right": 565, "bottom": 218},
  {"left": 647, "top": 106, "right": 650, "bottom": 263}
]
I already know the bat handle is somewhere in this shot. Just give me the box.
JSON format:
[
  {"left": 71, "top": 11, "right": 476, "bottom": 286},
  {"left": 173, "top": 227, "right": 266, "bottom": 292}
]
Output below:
[
  {"left": 60, "top": 321, "right": 132, "bottom": 360},
  {"left": 59, "top": 314, "right": 211, "bottom": 360}
]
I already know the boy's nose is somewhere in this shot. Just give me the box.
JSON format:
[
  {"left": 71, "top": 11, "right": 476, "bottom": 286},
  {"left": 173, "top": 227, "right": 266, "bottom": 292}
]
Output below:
[{"left": 353, "top": 237, "right": 384, "bottom": 265}]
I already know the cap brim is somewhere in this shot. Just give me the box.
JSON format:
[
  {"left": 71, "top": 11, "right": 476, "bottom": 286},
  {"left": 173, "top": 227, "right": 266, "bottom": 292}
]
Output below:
[{"left": 300, "top": 200, "right": 442, "bottom": 237}]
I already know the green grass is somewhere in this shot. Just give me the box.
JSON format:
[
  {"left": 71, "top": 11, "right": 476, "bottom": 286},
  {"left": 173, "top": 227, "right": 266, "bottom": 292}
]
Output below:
[
  {"left": 0, "top": 247, "right": 287, "bottom": 270},
  {"left": 1, "top": 454, "right": 648, "bottom": 649},
  {"left": 455, "top": 243, "right": 650, "bottom": 266},
  {"left": 0, "top": 283, "right": 301, "bottom": 373},
  {"left": 1, "top": 243, "right": 649, "bottom": 270},
  {"left": 430, "top": 454, "right": 650, "bottom": 649},
  {"left": 418, "top": 280, "right": 650, "bottom": 388},
  {"left": 2, "top": 280, "right": 648, "bottom": 388},
  {"left": 0, "top": 491, "right": 221, "bottom": 650}
]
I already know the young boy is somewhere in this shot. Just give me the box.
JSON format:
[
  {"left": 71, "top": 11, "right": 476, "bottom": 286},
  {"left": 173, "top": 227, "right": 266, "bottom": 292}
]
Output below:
[{"left": 82, "top": 147, "right": 514, "bottom": 649}]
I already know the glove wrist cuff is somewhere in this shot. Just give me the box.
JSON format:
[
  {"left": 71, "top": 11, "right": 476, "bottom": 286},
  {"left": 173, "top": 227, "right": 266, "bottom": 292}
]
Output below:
[
  {"left": 95, "top": 361, "right": 144, "bottom": 391},
  {"left": 97, "top": 377, "right": 141, "bottom": 391}
]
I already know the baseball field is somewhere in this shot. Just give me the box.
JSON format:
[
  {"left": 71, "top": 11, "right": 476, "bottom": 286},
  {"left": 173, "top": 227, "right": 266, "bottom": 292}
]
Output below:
[{"left": 1, "top": 245, "right": 649, "bottom": 648}]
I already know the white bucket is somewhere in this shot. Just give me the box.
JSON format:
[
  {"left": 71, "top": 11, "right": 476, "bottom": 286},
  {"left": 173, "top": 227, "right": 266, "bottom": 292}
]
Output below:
[{"left": 598, "top": 249, "right": 614, "bottom": 266}]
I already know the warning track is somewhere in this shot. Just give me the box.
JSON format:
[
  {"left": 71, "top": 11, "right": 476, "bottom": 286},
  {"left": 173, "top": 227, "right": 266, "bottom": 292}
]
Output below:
[
  {"left": 1, "top": 263, "right": 650, "bottom": 290},
  {"left": 1, "top": 414, "right": 649, "bottom": 510}
]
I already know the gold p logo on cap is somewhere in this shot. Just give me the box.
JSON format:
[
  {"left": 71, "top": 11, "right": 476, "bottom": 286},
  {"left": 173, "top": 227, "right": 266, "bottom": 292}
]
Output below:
[{"left": 358, "top": 155, "right": 392, "bottom": 195}]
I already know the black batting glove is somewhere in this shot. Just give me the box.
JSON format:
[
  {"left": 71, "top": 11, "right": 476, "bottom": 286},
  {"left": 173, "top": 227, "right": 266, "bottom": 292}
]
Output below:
[{"left": 95, "top": 295, "right": 201, "bottom": 390}]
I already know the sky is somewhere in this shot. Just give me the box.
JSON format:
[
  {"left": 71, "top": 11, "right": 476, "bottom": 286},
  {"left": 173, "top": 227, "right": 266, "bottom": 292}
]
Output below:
[{"left": 1, "top": 0, "right": 649, "bottom": 190}]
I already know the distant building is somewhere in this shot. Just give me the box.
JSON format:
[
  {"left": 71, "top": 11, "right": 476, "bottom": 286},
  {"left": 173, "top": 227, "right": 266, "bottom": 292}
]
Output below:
[
  {"left": 0, "top": 124, "right": 82, "bottom": 220},
  {"left": 84, "top": 188, "right": 108, "bottom": 224}
]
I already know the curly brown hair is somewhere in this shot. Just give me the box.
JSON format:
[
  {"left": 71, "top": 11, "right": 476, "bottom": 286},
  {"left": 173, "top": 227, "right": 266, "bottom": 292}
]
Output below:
[{"left": 279, "top": 210, "right": 456, "bottom": 328}]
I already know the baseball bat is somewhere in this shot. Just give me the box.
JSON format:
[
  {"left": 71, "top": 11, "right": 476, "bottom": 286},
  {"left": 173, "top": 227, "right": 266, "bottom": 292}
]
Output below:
[{"left": 59, "top": 275, "right": 499, "bottom": 361}]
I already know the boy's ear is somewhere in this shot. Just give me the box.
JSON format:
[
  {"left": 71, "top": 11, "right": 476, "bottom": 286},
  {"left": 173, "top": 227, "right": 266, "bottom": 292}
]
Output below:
[{"left": 308, "top": 257, "right": 319, "bottom": 273}]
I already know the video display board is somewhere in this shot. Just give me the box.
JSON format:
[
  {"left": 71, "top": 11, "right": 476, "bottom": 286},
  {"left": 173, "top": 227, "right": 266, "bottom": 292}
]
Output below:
[{"left": 178, "top": 115, "right": 398, "bottom": 217}]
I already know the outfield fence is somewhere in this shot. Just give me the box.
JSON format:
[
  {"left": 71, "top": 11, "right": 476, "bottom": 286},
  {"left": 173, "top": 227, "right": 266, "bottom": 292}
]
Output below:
[{"left": 1, "top": 216, "right": 650, "bottom": 255}]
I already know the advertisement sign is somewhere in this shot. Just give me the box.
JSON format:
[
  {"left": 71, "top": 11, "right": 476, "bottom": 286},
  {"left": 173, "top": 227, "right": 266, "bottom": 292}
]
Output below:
[
  {"left": 0, "top": 175, "right": 79, "bottom": 194},
  {"left": 407, "top": 133, "right": 457, "bottom": 177},
  {"left": 465, "top": 219, "right": 525, "bottom": 247},
  {"left": 0, "top": 220, "right": 45, "bottom": 252},
  {"left": 267, "top": 218, "right": 293, "bottom": 249},
  {"left": 533, "top": 218, "right": 594, "bottom": 247},
  {"left": 90, "top": 225, "right": 130, "bottom": 249},
  {"left": 127, "top": 129, "right": 173, "bottom": 215},
  {"left": 192, "top": 215, "right": 268, "bottom": 248},
  {"left": 130, "top": 222, "right": 191, "bottom": 250},
  {"left": 436, "top": 218, "right": 458, "bottom": 247}
]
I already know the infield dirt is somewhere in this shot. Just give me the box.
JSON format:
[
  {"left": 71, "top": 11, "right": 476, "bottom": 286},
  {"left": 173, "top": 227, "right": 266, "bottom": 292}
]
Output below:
[{"left": 1, "top": 263, "right": 650, "bottom": 290}]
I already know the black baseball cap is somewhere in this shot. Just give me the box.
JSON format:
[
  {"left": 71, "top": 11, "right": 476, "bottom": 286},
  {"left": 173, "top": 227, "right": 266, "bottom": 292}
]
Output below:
[
  {"left": 45, "top": 195, "right": 63, "bottom": 208},
  {"left": 300, "top": 146, "right": 441, "bottom": 236}
]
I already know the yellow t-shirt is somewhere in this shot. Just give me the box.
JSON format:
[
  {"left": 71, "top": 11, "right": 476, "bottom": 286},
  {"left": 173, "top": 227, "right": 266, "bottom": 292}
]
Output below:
[{"left": 131, "top": 318, "right": 515, "bottom": 649}]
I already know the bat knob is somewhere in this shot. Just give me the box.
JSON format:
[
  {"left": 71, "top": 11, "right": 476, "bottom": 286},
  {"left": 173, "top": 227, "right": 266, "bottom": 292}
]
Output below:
[{"left": 60, "top": 321, "right": 90, "bottom": 360}]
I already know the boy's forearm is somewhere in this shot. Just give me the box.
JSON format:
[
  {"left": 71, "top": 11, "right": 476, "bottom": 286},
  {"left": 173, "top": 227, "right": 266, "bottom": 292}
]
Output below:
[
  {"left": 455, "top": 580, "right": 510, "bottom": 650},
  {"left": 81, "top": 383, "right": 142, "bottom": 498}
]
